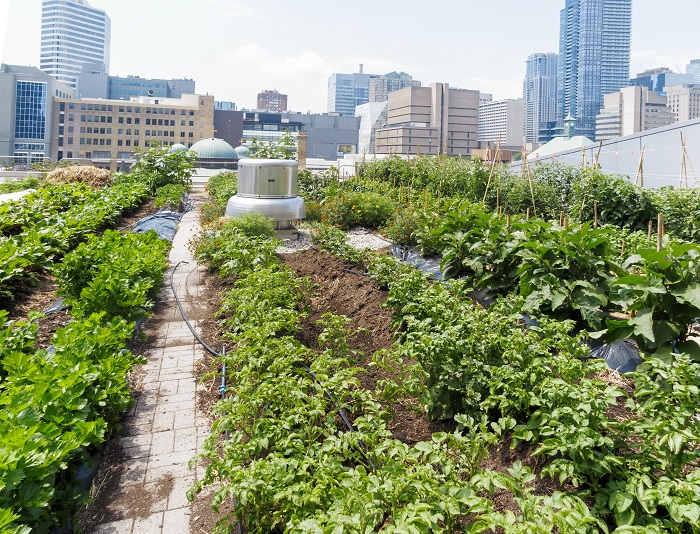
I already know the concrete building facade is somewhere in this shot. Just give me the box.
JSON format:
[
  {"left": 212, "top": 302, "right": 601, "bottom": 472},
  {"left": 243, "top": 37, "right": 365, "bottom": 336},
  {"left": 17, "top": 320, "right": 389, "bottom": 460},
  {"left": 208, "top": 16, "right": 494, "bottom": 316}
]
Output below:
[
  {"left": 595, "top": 86, "right": 675, "bottom": 141},
  {"left": 0, "top": 64, "right": 75, "bottom": 165},
  {"left": 375, "top": 83, "right": 480, "bottom": 157},
  {"left": 478, "top": 98, "right": 525, "bottom": 148},
  {"left": 40, "top": 0, "right": 111, "bottom": 89},
  {"left": 257, "top": 90, "right": 288, "bottom": 113},
  {"left": 664, "top": 85, "right": 700, "bottom": 123},
  {"left": 558, "top": 0, "right": 632, "bottom": 139},
  {"left": 524, "top": 52, "right": 559, "bottom": 143},
  {"left": 50, "top": 93, "right": 214, "bottom": 170}
]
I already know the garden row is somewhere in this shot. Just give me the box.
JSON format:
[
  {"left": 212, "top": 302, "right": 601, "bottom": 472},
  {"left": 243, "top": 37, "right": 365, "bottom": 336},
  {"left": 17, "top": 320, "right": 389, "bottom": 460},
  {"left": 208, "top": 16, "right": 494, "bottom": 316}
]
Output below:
[
  {"left": 188, "top": 215, "right": 605, "bottom": 532},
  {"left": 313, "top": 226, "right": 700, "bottom": 532},
  {"left": 355, "top": 155, "right": 700, "bottom": 242},
  {"left": 0, "top": 228, "right": 169, "bottom": 533},
  {"left": 0, "top": 147, "right": 197, "bottom": 533}
]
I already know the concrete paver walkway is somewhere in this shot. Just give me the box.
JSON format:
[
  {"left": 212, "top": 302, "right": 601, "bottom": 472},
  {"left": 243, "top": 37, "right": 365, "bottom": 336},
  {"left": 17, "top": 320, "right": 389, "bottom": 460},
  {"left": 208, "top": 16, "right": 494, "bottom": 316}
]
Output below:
[{"left": 93, "top": 194, "right": 210, "bottom": 534}]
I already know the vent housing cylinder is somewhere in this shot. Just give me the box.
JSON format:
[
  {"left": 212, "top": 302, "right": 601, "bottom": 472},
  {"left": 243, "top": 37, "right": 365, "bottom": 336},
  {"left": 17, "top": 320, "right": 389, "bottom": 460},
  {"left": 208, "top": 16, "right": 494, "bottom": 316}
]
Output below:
[{"left": 225, "top": 159, "right": 305, "bottom": 230}]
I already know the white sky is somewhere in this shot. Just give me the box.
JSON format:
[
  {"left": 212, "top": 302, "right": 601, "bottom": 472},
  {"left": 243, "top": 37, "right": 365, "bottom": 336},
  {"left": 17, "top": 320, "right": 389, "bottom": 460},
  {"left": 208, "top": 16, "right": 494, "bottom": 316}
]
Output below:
[{"left": 2, "top": 0, "right": 699, "bottom": 113}]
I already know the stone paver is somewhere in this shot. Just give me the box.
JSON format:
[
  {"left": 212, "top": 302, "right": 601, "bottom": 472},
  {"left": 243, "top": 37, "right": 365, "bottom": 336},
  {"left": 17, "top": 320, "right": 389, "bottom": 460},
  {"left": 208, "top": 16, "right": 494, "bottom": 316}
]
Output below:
[{"left": 92, "top": 194, "right": 210, "bottom": 534}]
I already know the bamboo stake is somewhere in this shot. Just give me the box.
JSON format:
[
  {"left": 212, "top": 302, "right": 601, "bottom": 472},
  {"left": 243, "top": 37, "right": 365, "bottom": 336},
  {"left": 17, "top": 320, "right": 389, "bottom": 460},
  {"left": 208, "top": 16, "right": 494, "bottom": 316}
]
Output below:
[
  {"left": 581, "top": 145, "right": 586, "bottom": 170},
  {"left": 437, "top": 181, "right": 441, "bottom": 212},
  {"left": 496, "top": 188, "right": 500, "bottom": 213},
  {"left": 564, "top": 217, "right": 569, "bottom": 231},
  {"left": 526, "top": 207, "right": 530, "bottom": 220},
  {"left": 594, "top": 200, "right": 598, "bottom": 229},
  {"left": 648, "top": 220, "right": 653, "bottom": 241},
  {"left": 657, "top": 213, "right": 664, "bottom": 251},
  {"left": 482, "top": 137, "right": 501, "bottom": 203},
  {"left": 593, "top": 140, "right": 603, "bottom": 169},
  {"left": 559, "top": 212, "right": 564, "bottom": 226},
  {"left": 634, "top": 146, "right": 646, "bottom": 188},
  {"left": 680, "top": 132, "right": 688, "bottom": 188}
]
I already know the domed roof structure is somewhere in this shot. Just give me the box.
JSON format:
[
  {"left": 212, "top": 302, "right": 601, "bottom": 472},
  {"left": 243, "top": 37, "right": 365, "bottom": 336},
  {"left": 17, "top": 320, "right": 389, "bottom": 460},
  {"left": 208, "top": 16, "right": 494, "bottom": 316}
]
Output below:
[
  {"left": 170, "top": 143, "right": 188, "bottom": 152},
  {"left": 189, "top": 138, "right": 236, "bottom": 160},
  {"left": 234, "top": 145, "right": 251, "bottom": 159}
]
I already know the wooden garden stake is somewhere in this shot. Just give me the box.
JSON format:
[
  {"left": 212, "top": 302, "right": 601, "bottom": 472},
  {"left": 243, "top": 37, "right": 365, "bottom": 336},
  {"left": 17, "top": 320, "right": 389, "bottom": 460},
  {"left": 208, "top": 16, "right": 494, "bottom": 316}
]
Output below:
[
  {"left": 680, "top": 132, "right": 689, "bottom": 188},
  {"left": 507, "top": 214, "right": 511, "bottom": 232},
  {"left": 496, "top": 187, "right": 500, "bottom": 212},
  {"left": 560, "top": 212, "right": 564, "bottom": 226},
  {"left": 526, "top": 207, "right": 530, "bottom": 220},
  {"left": 657, "top": 213, "right": 664, "bottom": 251},
  {"left": 564, "top": 217, "right": 569, "bottom": 230},
  {"left": 648, "top": 220, "right": 653, "bottom": 241}
]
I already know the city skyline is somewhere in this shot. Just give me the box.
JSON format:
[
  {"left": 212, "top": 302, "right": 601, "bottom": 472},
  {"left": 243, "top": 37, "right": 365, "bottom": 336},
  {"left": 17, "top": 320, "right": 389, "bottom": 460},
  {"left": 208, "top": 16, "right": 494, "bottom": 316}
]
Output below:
[{"left": 1, "top": 0, "right": 699, "bottom": 113}]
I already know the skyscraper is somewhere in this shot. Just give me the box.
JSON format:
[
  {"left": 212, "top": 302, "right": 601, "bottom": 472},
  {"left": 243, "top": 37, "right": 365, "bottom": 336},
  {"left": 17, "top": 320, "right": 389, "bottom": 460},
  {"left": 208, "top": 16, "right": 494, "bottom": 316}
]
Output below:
[
  {"left": 557, "top": 0, "right": 631, "bottom": 139},
  {"left": 523, "top": 53, "right": 559, "bottom": 143},
  {"left": 40, "top": 0, "right": 111, "bottom": 89}
]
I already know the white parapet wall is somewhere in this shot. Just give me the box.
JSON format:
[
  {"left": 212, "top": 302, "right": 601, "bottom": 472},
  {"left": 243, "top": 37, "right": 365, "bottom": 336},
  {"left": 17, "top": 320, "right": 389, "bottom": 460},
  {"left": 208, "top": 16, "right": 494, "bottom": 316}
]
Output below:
[{"left": 511, "top": 117, "right": 700, "bottom": 189}]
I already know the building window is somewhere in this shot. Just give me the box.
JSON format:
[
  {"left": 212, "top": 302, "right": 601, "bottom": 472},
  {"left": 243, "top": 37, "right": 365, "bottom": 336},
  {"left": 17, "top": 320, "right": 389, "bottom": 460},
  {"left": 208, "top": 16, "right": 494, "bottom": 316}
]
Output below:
[
  {"left": 14, "top": 81, "right": 47, "bottom": 139},
  {"left": 117, "top": 140, "right": 123, "bottom": 146},
  {"left": 118, "top": 117, "right": 124, "bottom": 124}
]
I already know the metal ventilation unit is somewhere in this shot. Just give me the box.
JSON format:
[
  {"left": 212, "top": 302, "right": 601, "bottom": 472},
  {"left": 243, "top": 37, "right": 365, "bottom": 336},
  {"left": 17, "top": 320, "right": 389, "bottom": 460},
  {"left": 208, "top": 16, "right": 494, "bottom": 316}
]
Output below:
[{"left": 225, "top": 159, "right": 305, "bottom": 231}]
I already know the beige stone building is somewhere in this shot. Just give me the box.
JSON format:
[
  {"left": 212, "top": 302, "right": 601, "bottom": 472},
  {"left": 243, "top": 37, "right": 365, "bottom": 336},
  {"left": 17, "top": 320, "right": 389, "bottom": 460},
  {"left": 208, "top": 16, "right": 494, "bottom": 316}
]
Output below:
[
  {"left": 51, "top": 93, "right": 215, "bottom": 170},
  {"left": 595, "top": 86, "right": 675, "bottom": 141},
  {"left": 374, "top": 83, "right": 479, "bottom": 157},
  {"left": 664, "top": 85, "right": 700, "bottom": 123}
]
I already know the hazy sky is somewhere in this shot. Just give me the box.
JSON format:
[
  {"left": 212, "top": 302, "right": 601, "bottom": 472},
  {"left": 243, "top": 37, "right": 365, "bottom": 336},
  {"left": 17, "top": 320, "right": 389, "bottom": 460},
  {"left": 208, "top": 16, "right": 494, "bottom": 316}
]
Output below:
[{"left": 1, "top": 0, "right": 699, "bottom": 113}]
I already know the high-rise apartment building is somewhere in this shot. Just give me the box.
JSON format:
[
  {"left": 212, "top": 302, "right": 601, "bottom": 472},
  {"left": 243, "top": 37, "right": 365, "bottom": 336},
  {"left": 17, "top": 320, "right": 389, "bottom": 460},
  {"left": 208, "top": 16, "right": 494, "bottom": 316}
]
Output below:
[
  {"left": 595, "top": 86, "right": 675, "bottom": 141},
  {"left": 524, "top": 53, "right": 559, "bottom": 143},
  {"left": 374, "top": 83, "right": 480, "bottom": 157},
  {"left": 557, "top": 0, "right": 631, "bottom": 139},
  {"left": 368, "top": 72, "right": 421, "bottom": 103},
  {"left": 664, "top": 85, "right": 700, "bottom": 123},
  {"left": 257, "top": 90, "right": 288, "bottom": 113},
  {"left": 478, "top": 98, "right": 525, "bottom": 148},
  {"left": 40, "top": 0, "right": 111, "bottom": 89}
]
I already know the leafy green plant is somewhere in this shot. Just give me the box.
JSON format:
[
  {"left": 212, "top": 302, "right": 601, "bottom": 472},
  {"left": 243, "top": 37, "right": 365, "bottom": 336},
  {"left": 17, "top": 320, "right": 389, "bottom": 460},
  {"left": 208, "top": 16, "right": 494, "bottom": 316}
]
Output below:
[
  {"left": 226, "top": 212, "right": 275, "bottom": 238},
  {"left": 130, "top": 145, "right": 197, "bottom": 191},
  {"left": 153, "top": 183, "right": 187, "bottom": 210},
  {"left": 600, "top": 243, "right": 700, "bottom": 353}
]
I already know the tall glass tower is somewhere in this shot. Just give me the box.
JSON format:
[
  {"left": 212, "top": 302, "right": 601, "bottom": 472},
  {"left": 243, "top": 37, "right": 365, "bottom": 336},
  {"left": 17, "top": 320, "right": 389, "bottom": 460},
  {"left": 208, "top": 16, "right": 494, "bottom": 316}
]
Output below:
[
  {"left": 557, "top": 0, "right": 631, "bottom": 139},
  {"left": 524, "top": 53, "right": 559, "bottom": 143},
  {"left": 40, "top": 0, "right": 111, "bottom": 89}
]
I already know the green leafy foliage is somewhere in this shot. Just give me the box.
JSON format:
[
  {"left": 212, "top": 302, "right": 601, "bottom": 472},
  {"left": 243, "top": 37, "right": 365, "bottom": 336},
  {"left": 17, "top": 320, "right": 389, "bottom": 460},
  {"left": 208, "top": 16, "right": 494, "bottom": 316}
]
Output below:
[
  {"left": 130, "top": 145, "right": 197, "bottom": 191},
  {"left": 153, "top": 183, "right": 187, "bottom": 210},
  {"left": 53, "top": 229, "right": 168, "bottom": 322},
  {"left": 199, "top": 171, "right": 237, "bottom": 225},
  {"left": 0, "top": 314, "right": 142, "bottom": 532},
  {"left": 249, "top": 131, "right": 296, "bottom": 160}
]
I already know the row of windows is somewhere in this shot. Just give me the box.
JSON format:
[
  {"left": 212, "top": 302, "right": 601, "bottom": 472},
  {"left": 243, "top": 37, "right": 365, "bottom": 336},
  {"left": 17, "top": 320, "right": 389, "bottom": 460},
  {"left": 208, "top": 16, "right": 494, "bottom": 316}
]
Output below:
[{"left": 59, "top": 101, "right": 200, "bottom": 117}]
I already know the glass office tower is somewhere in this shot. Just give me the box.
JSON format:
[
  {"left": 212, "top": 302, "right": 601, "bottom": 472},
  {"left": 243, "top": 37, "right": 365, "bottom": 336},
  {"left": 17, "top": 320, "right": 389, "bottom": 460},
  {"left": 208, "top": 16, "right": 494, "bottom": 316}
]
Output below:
[
  {"left": 40, "top": 0, "right": 111, "bottom": 88},
  {"left": 524, "top": 53, "right": 559, "bottom": 143},
  {"left": 557, "top": 0, "right": 631, "bottom": 139}
]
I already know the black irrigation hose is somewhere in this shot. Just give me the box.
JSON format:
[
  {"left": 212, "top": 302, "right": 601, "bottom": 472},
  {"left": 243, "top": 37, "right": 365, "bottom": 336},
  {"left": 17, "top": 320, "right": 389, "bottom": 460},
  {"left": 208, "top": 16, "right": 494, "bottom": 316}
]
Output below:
[{"left": 170, "top": 261, "right": 220, "bottom": 358}]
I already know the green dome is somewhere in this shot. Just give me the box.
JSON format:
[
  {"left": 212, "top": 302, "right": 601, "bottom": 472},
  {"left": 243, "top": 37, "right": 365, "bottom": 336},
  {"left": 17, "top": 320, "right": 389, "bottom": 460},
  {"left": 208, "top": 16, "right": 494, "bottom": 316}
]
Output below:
[
  {"left": 170, "top": 143, "right": 188, "bottom": 152},
  {"left": 189, "top": 138, "right": 236, "bottom": 160},
  {"left": 234, "top": 145, "right": 251, "bottom": 159}
]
